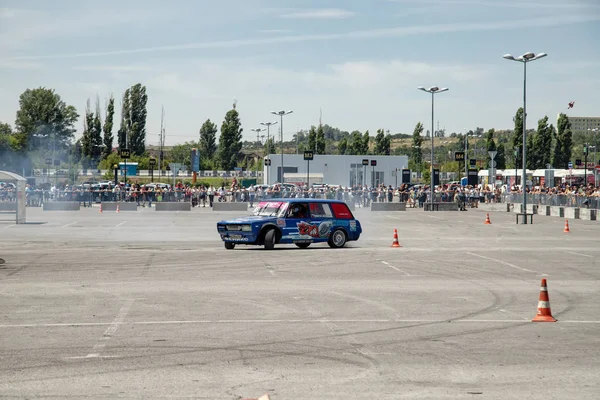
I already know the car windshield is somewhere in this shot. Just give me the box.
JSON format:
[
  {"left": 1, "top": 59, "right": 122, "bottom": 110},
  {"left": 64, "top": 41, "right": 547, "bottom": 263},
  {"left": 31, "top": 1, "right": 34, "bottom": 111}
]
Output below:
[{"left": 253, "top": 201, "right": 289, "bottom": 217}]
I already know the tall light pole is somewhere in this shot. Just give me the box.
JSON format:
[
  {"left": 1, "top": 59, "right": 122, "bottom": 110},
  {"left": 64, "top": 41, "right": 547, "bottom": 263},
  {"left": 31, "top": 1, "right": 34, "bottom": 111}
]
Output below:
[
  {"left": 503, "top": 51, "right": 547, "bottom": 223},
  {"left": 271, "top": 110, "right": 293, "bottom": 183},
  {"left": 417, "top": 86, "right": 449, "bottom": 210},
  {"left": 251, "top": 128, "right": 265, "bottom": 182},
  {"left": 588, "top": 128, "right": 598, "bottom": 187},
  {"left": 260, "top": 121, "right": 277, "bottom": 185}
]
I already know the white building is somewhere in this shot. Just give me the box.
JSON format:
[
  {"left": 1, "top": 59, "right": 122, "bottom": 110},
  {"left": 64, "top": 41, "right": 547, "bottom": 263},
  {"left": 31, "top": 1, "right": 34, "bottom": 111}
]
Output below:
[
  {"left": 263, "top": 154, "right": 409, "bottom": 187},
  {"left": 562, "top": 115, "right": 600, "bottom": 136}
]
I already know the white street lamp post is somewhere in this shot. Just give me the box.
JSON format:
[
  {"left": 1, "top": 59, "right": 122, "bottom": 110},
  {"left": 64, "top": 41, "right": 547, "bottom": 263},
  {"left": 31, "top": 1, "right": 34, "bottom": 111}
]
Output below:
[
  {"left": 503, "top": 51, "right": 547, "bottom": 223},
  {"left": 271, "top": 110, "right": 293, "bottom": 184},
  {"left": 417, "top": 86, "right": 449, "bottom": 210},
  {"left": 260, "top": 121, "right": 278, "bottom": 184}
]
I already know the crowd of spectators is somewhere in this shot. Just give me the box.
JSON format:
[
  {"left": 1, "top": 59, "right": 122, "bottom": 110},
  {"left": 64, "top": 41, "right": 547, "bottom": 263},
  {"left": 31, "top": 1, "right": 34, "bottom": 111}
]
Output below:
[{"left": 2, "top": 179, "right": 599, "bottom": 210}]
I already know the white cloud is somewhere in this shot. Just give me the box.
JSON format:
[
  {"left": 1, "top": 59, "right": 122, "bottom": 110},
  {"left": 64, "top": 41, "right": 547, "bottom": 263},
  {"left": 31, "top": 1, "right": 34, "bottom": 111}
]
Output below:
[
  {"left": 280, "top": 8, "right": 355, "bottom": 19},
  {"left": 7, "top": 13, "right": 599, "bottom": 61}
]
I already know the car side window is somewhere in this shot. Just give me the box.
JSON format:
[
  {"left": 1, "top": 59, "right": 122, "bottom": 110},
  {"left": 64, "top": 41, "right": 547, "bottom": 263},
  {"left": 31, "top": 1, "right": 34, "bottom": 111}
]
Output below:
[
  {"left": 309, "top": 203, "right": 333, "bottom": 218},
  {"left": 287, "top": 203, "right": 309, "bottom": 219}
]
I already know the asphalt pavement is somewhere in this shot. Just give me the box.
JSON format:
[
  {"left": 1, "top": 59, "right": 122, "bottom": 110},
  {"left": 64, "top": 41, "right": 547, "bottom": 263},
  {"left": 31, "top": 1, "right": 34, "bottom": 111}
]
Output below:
[{"left": 0, "top": 205, "right": 598, "bottom": 399}]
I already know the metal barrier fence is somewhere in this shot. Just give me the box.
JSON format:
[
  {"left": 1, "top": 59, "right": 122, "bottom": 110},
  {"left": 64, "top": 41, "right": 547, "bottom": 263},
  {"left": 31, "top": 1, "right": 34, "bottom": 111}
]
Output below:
[{"left": 502, "top": 193, "right": 600, "bottom": 209}]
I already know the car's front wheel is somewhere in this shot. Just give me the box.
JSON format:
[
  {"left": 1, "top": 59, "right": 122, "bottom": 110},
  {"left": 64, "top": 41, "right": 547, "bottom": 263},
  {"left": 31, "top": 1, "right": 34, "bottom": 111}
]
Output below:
[
  {"left": 224, "top": 242, "right": 235, "bottom": 250},
  {"left": 264, "top": 229, "right": 276, "bottom": 250},
  {"left": 328, "top": 229, "right": 347, "bottom": 248}
]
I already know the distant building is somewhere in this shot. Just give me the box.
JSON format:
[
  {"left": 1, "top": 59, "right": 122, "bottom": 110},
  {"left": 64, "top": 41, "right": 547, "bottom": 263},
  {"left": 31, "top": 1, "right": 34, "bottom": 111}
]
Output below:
[
  {"left": 562, "top": 116, "right": 600, "bottom": 135},
  {"left": 263, "top": 154, "right": 409, "bottom": 187}
]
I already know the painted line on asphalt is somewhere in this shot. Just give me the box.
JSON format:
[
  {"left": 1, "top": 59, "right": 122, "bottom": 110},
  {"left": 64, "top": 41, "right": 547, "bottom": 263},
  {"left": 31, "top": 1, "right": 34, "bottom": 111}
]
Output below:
[
  {"left": 3, "top": 225, "right": 15, "bottom": 228},
  {"left": 62, "top": 221, "right": 77, "bottom": 228},
  {"left": 84, "top": 298, "right": 134, "bottom": 358},
  {"left": 115, "top": 221, "right": 127, "bottom": 228},
  {"left": 565, "top": 251, "right": 594, "bottom": 259},
  {"left": 379, "top": 260, "right": 411, "bottom": 276},
  {"left": 466, "top": 252, "right": 544, "bottom": 275},
  {"left": 2, "top": 318, "right": 599, "bottom": 328}
]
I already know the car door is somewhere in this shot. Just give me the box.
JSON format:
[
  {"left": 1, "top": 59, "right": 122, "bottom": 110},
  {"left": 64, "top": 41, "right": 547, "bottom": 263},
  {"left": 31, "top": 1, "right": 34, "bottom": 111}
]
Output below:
[
  {"left": 283, "top": 202, "right": 313, "bottom": 243},
  {"left": 305, "top": 202, "right": 335, "bottom": 243}
]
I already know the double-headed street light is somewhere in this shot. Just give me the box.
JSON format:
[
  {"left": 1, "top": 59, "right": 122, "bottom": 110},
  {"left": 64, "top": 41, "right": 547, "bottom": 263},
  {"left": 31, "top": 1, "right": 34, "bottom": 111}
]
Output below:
[
  {"left": 271, "top": 110, "right": 293, "bottom": 184},
  {"left": 260, "top": 121, "right": 277, "bottom": 184},
  {"left": 503, "top": 51, "right": 547, "bottom": 223},
  {"left": 417, "top": 86, "right": 449, "bottom": 210}
]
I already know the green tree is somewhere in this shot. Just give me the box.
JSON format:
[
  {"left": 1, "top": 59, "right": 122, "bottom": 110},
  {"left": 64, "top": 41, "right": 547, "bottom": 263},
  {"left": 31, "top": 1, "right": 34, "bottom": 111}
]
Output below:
[
  {"left": 128, "top": 83, "right": 148, "bottom": 156},
  {"left": 199, "top": 119, "right": 217, "bottom": 160},
  {"left": 374, "top": 129, "right": 386, "bottom": 155},
  {"left": 170, "top": 141, "right": 198, "bottom": 171},
  {"left": 361, "top": 131, "right": 370, "bottom": 154},
  {"left": 410, "top": 123, "right": 424, "bottom": 170},
  {"left": 338, "top": 137, "right": 348, "bottom": 155},
  {"left": 217, "top": 107, "right": 243, "bottom": 170},
  {"left": 14, "top": 87, "right": 78, "bottom": 152},
  {"left": 373, "top": 129, "right": 392, "bottom": 155},
  {"left": 532, "top": 116, "right": 553, "bottom": 169},
  {"left": 102, "top": 96, "right": 115, "bottom": 159},
  {"left": 526, "top": 130, "right": 537, "bottom": 170},
  {"left": 316, "top": 124, "right": 326, "bottom": 154},
  {"left": 81, "top": 100, "right": 94, "bottom": 158},
  {"left": 553, "top": 113, "right": 573, "bottom": 168},
  {"left": 485, "top": 128, "right": 497, "bottom": 168},
  {"left": 307, "top": 126, "right": 317, "bottom": 152},
  {"left": 348, "top": 130, "right": 362, "bottom": 155},
  {"left": 0, "top": 122, "right": 17, "bottom": 170},
  {"left": 512, "top": 107, "right": 524, "bottom": 168},
  {"left": 264, "top": 137, "right": 276, "bottom": 155},
  {"left": 117, "top": 89, "right": 130, "bottom": 151},
  {"left": 90, "top": 98, "right": 103, "bottom": 162},
  {"left": 496, "top": 142, "right": 506, "bottom": 169}
]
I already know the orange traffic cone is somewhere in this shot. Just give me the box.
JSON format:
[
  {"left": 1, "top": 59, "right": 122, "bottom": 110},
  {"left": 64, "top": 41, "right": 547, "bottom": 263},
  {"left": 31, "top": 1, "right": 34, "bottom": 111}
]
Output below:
[
  {"left": 242, "top": 395, "right": 270, "bottom": 400},
  {"left": 564, "top": 219, "right": 570, "bottom": 233},
  {"left": 99, "top": 203, "right": 102, "bottom": 213},
  {"left": 116, "top": 204, "right": 120, "bottom": 213},
  {"left": 391, "top": 229, "right": 401, "bottom": 248},
  {"left": 484, "top": 213, "right": 492, "bottom": 224},
  {"left": 532, "top": 278, "right": 557, "bottom": 322}
]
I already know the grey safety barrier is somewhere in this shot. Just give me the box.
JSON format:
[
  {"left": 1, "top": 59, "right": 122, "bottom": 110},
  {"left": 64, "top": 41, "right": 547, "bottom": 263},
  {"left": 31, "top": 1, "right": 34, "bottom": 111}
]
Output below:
[
  {"left": 564, "top": 207, "right": 580, "bottom": 220},
  {"left": 370, "top": 202, "right": 406, "bottom": 211},
  {"left": 0, "top": 203, "right": 17, "bottom": 212},
  {"left": 579, "top": 209, "right": 597, "bottom": 221},
  {"left": 212, "top": 202, "right": 248, "bottom": 212},
  {"left": 478, "top": 203, "right": 510, "bottom": 212},
  {"left": 550, "top": 206, "right": 564, "bottom": 218},
  {"left": 43, "top": 202, "right": 80, "bottom": 211},
  {"left": 424, "top": 202, "right": 458, "bottom": 211},
  {"left": 155, "top": 202, "right": 192, "bottom": 211},
  {"left": 101, "top": 202, "right": 138, "bottom": 211}
]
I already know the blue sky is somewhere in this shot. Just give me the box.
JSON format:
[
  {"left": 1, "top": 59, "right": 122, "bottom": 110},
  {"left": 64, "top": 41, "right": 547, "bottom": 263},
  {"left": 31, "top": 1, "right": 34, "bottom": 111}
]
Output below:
[{"left": 1, "top": 0, "right": 599, "bottom": 145}]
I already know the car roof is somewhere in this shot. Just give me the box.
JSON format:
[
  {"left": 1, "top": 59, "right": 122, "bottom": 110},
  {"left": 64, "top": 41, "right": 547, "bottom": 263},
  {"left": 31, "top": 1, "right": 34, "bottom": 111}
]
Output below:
[{"left": 261, "top": 198, "right": 347, "bottom": 204}]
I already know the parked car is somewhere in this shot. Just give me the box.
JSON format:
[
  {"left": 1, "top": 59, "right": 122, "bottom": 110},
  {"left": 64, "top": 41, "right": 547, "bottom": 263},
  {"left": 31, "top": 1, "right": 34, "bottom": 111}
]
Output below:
[{"left": 216, "top": 198, "right": 362, "bottom": 250}]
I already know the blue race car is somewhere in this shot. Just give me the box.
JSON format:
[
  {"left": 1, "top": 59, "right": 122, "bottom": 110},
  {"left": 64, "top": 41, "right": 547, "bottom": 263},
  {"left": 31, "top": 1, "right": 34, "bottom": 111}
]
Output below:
[{"left": 216, "top": 198, "right": 362, "bottom": 250}]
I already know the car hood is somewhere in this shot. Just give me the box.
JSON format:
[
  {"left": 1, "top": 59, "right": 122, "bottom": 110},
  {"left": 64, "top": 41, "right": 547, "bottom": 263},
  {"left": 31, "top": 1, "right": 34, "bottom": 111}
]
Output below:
[{"left": 218, "top": 216, "right": 273, "bottom": 224}]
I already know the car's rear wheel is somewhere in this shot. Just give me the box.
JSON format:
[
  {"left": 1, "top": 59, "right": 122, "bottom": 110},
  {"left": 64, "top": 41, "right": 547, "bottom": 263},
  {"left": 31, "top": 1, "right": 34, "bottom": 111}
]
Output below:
[
  {"left": 295, "top": 243, "right": 310, "bottom": 249},
  {"left": 328, "top": 229, "right": 347, "bottom": 248},
  {"left": 264, "top": 229, "right": 276, "bottom": 250},
  {"left": 224, "top": 242, "right": 235, "bottom": 250}
]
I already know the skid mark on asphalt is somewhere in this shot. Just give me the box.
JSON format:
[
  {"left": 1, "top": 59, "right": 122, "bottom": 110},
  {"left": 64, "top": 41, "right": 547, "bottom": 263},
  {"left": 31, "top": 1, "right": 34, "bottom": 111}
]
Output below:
[
  {"left": 565, "top": 251, "right": 595, "bottom": 259},
  {"left": 466, "top": 252, "right": 544, "bottom": 275},
  {"left": 378, "top": 260, "right": 411, "bottom": 276}
]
